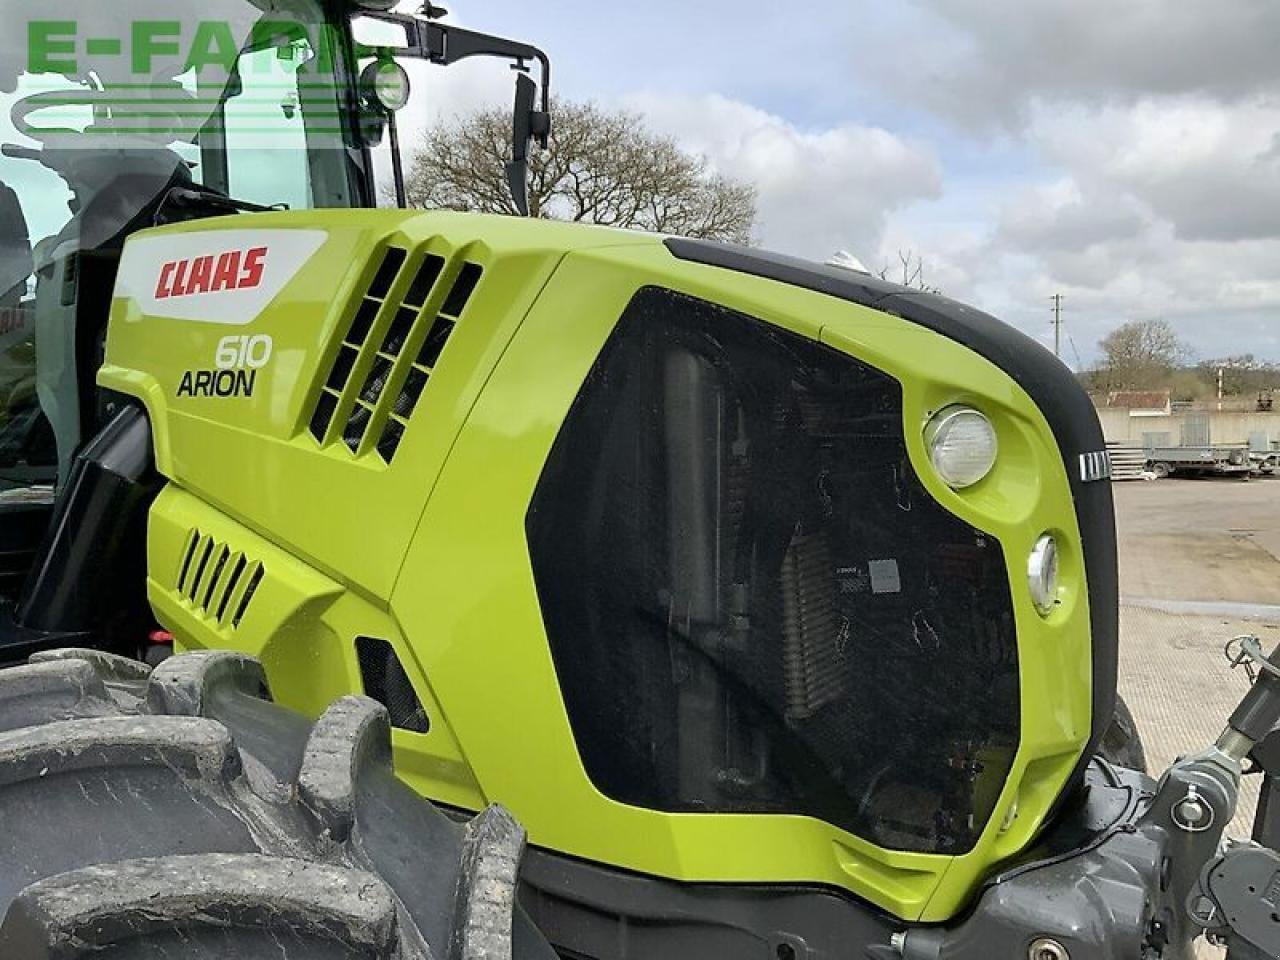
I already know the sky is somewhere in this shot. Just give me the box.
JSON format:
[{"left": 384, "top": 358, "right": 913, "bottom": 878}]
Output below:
[{"left": 404, "top": 0, "right": 1280, "bottom": 368}]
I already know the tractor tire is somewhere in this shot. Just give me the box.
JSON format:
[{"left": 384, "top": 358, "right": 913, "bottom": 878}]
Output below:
[
  {"left": 1100, "top": 693, "right": 1148, "bottom": 773},
  {"left": 0, "top": 648, "right": 556, "bottom": 960}
]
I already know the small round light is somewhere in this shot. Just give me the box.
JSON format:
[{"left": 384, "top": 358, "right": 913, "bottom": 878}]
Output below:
[
  {"left": 924, "top": 406, "right": 998, "bottom": 488},
  {"left": 1028, "top": 534, "right": 1060, "bottom": 616},
  {"left": 362, "top": 59, "right": 411, "bottom": 112}
]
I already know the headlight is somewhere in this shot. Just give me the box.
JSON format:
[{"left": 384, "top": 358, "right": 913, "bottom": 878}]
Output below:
[
  {"left": 924, "top": 406, "right": 998, "bottom": 488},
  {"left": 361, "top": 59, "right": 412, "bottom": 113},
  {"left": 1027, "top": 534, "right": 1060, "bottom": 616}
]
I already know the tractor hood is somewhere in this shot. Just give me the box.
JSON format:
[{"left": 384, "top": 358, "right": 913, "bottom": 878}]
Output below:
[{"left": 101, "top": 209, "right": 1113, "bottom": 924}]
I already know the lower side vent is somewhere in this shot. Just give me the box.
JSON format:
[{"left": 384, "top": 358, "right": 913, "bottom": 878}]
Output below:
[
  {"left": 176, "top": 529, "right": 265, "bottom": 630},
  {"left": 355, "top": 636, "right": 430, "bottom": 734}
]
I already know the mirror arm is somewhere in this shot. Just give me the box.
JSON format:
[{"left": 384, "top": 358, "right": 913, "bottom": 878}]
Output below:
[
  {"left": 359, "top": 13, "right": 551, "bottom": 147},
  {"left": 419, "top": 24, "right": 551, "bottom": 143}
]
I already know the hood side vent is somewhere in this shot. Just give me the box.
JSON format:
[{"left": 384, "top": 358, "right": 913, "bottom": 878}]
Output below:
[
  {"left": 175, "top": 529, "right": 265, "bottom": 631},
  {"left": 373, "top": 260, "right": 482, "bottom": 463},
  {"left": 309, "top": 246, "right": 409, "bottom": 445},
  {"left": 306, "top": 244, "right": 483, "bottom": 466},
  {"left": 355, "top": 636, "right": 430, "bottom": 733}
]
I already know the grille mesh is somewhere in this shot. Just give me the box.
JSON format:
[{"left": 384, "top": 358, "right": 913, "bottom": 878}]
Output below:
[
  {"left": 355, "top": 636, "right": 430, "bottom": 733},
  {"left": 307, "top": 246, "right": 482, "bottom": 464}
]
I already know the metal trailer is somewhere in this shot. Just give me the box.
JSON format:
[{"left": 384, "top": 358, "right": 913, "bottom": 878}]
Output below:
[
  {"left": 1248, "top": 432, "right": 1280, "bottom": 475},
  {"left": 1250, "top": 451, "right": 1280, "bottom": 475},
  {"left": 1145, "top": 444, "right": 1252, "bottom": 478}
]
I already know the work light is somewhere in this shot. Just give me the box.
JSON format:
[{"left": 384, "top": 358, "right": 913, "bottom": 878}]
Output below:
[
  {"left": 362, "top": 60, "right": 412, "bottom": 113},
  {"left": 924, "top": 406, "right": 997, "bottom": 488},
  {"left": 1027, "top": 533, "right": 1060, "bottom": 615}
]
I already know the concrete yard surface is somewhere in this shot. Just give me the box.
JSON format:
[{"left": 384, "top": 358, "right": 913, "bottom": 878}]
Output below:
[
  {"left": 1112, "top": 478, "right": 1280, "bottom": 958},
  {"left": 1115, "top": 478, "right": 1280, "bottom": 841},
  {"left": 1115, "top": 477, "right": 1280, "bottom": 606},
  {"left": 1118, "top": 603, "right": 1267, "bottom": 838}
]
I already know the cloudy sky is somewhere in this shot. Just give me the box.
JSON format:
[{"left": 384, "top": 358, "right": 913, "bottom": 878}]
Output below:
[{"left": 411, "top": 0, "right": 1279, "bottom": 367}]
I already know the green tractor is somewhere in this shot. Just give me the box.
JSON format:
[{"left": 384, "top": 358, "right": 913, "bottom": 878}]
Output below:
[{"left": 0, "top": 3, "right": 1276, "bottom": 959}]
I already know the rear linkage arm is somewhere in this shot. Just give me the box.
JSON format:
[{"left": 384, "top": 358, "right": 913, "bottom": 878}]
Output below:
[
  {"left": 890, "top": 638, "right": 1280, "bottom": 960},
  {"left": 1190, "top": 637, "right": 1280, "bottom": 959}
]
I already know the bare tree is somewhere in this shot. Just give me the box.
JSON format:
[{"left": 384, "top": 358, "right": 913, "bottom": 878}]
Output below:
[
  {"left": 877, "top": 250, "right": 939, "bottom": 293},
  {"left": 1097, "top": 318, "right": 1190, "bottom": 390},
  {"left": 403, "top": 99, "right": 756, "bottom": 243}
]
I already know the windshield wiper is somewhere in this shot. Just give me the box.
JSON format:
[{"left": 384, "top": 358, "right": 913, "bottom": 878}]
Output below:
[{"left": 155, "top": 185, "right": 287, "bottom": 225}]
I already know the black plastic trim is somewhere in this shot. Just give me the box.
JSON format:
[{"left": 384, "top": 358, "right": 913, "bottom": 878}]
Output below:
[
  {"left": 519, "top": 841, "right": 895, "bottom": 960},
  {"left": 0, "top": 405, "right": 163, "bottom": 662},
  {"left": 663, "top": 237, "right": 1118, "bottom": 812}
]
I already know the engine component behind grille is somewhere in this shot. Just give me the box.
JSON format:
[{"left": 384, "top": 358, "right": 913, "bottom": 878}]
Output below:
[{"left": 780, "top": 529, "right": 844, "bottom": 721}]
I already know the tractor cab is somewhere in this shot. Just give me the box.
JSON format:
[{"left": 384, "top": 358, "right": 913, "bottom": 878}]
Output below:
[{"left": 0, "top": 0, "right": 547, "bottom": 616}]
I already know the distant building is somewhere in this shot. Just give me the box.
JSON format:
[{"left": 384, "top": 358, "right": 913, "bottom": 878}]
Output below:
[{"left": 1104, "top": 390, "right": 1171, "bottom": 417}]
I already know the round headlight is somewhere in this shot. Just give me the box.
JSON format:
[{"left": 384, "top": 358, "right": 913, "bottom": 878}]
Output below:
[
  {"left": 924, "top": 406, "right": 998, "bottom": 488},
  {"left": 361, "top": 59, "right": 412, "bottom": 113},
  {"left": 1028, "top": 534, "right": 1060, "bottom": 616}
]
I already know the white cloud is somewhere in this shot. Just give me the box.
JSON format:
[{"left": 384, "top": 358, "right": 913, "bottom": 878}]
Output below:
[
  {"left": 851, "top": 0, "right": 1280, "bottom": 129},
  {"left": 622, "top": 92, "right": 942, "bottom": 260},
  {"left": 860, "top": 84, "right": 1280, "bottom": 365},
  {"left": 383, "top": 2, "right": 1280, "bottom": 365},
  {"left": 1030, "top": 98, "right": 1280, "bottom": 242}
]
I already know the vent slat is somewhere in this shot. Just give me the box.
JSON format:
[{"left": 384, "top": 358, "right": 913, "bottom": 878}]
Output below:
[
  {"left": 417, "top": 318, "right": 455, "bottom": 369},
  {"left": 346, "top": 299, "right": 380, "bottom": 345},
  {"left": 359, "top": 357, "right": 393, "bottom": 406},
  {"left": 440, "top": 262, "right": 482, "bottom": 318},
  {"left": 376, "top": 419, "right": 406, "bottom": 463},
  {"left": 309, "top": 391, "right": 337, "bottom": 443},
  {"left": 232, "top": 564, "right": 265, "bottom": 629},
  {"left": 219, "top": 559, "right": 255, "bottom": 627},
  {"left": 202, "top": 545, "right": 231, "bottom": 612},
  {"left": 383, "top": 307, "right": 418, "bottom": 357},
  {"left": 188, "top": 538, "right": 215, "bottom": 602},
  {"left": 403, "top": 254, "right": 445, "bottom": 308},
  {"left": 368, "top": 247, "right": 407, "bottom": 300},
  {"left": 172, "top": 530, "right": 263, "bottom": 632},
  {"left": 215, "top": 553, "right": 248, "bottom": 625},
  {"left": 326, "top": 345, "right": 359, "bottom": 391},
  {"left": 176, "top": 528, "right": 201, "bottom": 594},
  {"left": 395, "top": 368, "right": 428, "bottom": 418}
]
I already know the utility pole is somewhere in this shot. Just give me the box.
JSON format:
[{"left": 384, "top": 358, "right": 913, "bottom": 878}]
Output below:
[{"left": 1050, "top": 294, "right": 1064, "bottom": 358}]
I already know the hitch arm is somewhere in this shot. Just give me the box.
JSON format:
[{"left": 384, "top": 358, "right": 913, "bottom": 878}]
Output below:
[{"left": 1185, "top": 638, "right": 1280, "bottom": 959}]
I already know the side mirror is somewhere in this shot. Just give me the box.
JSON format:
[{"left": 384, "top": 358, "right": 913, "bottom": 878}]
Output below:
[{"left": 506, "top": 72, "right": 550, "bottom": 217}]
